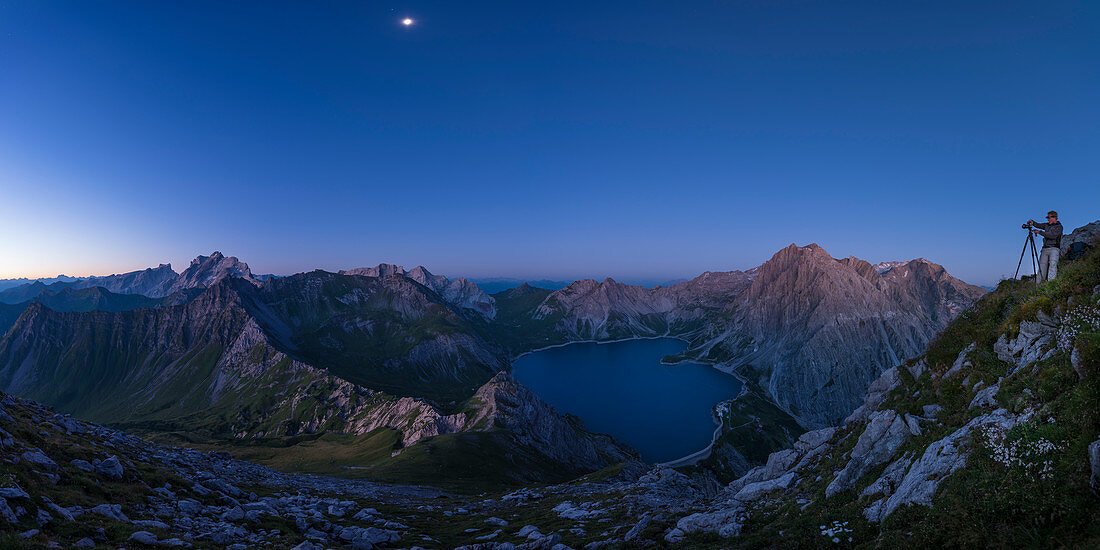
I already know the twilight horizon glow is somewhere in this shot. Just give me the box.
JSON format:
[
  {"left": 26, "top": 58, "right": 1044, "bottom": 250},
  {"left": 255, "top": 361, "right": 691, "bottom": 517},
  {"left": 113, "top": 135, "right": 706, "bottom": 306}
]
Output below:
[{"left": 1, "top": 2, "right": 1097, "bottom": 287}]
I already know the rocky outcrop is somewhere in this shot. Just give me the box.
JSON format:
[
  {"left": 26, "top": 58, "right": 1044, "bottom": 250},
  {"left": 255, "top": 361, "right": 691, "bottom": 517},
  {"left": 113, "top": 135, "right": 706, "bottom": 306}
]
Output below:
[
  {"left": 994, "top": 315, "right": 1057, "bottom": 375},
  {"left": 667, "top": 426, "right": 838, "bottom": 541},
  {"left": 863, "top": 409, "right": 1019, "bottom": 522},
  {"left": 454, "top": 372, "right": 635, "bottom": 470},
  {"left": 826, "top": 410, "right": 918, "bottom": 497},
  {"left": 1060, "top": 220, "right": 1100, "bottom": 255}
]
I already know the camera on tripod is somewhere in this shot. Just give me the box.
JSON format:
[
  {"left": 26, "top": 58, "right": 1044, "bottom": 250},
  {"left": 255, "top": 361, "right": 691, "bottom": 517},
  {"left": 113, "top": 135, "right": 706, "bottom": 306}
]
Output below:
[{"left": 1016, "top": 221, "right": 1042, "bottom": 284}]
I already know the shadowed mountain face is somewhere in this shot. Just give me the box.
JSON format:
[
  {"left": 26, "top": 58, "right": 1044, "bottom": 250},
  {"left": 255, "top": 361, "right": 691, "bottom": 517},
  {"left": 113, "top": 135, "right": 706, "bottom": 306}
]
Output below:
[
  {"left": 0, "top": 272, "right": 627, "bottom": 469},
  {"left": 239, "top": 271, "right": 507, "bottom": 400}
]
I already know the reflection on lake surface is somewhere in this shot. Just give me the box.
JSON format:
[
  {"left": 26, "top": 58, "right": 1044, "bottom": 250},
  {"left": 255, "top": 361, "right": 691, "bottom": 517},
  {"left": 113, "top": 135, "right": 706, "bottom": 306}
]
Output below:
[{"left": 512, "top": 338, "right": 743, "bottom": 462}]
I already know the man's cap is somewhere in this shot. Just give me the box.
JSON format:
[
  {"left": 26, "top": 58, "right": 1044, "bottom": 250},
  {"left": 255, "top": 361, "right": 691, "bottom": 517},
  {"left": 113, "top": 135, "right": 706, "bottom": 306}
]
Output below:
[{"left": 1047, "top": 210, "right": 1058, "bottom": 218}]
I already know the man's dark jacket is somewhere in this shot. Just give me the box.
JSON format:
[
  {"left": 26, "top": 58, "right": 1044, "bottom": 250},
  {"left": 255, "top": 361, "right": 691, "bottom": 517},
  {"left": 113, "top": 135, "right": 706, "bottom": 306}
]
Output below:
[{"left": 1033, "top": 221, "right": 1063, "bottom": 249}]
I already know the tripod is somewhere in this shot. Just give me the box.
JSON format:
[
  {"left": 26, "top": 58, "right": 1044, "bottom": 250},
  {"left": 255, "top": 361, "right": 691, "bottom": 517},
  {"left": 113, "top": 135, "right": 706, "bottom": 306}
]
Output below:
[{"left": 1014, "top": 226, "right": 1042, "bottom": 284}]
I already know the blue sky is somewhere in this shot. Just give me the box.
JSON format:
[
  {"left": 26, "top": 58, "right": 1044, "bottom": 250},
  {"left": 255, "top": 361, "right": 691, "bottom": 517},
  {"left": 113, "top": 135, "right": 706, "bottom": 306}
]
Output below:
[{"left": 1, "top": 1, "right": 1096, "bottom": 286}]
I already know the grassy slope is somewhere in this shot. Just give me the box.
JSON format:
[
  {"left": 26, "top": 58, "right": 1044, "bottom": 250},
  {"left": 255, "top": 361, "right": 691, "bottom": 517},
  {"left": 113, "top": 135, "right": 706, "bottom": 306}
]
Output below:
[{"left": 701, "top": 246, "right": 1100, "bottom": 549}]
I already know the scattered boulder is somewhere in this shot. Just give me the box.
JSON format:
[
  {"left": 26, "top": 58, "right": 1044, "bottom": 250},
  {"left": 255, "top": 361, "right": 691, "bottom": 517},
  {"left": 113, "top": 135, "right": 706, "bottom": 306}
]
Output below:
[
  {"left": 20, "top": 450, "right": 58, "bottom": 472},
  {"left": 128, "top": 530, "right": 159, "bottom": 545},
  {"left": 177, "top": 499, "right": 204, "bottom": 516},
  {"left": 71, "top": 459, "right": 94, "bottom": 472},
  {"left": 969, "top": 382, "right": 1001, "bottom": 409},
  {"left": 337, "top": 525, "right": 400, "bottom": 547},
  {"left": 95, "top": 455, "right": 124, "bottom": 480},
  {"left": 52, "top": 414, "right": 84, "bottom": 434},
  {"left": 552, "top": 500, "right": 604, "bottom": 520},
  {"left": 906, "top": 359, "right": 928, "bottom": 380},
  {"left": 44, "top": 502, "right": 74, "bottom": 521},
  {"left": 89, "top": 503, "right": 129, "bottom": 522},
  {"left": 666, "top": 506, "right": 747, "bottom": 542},
  {"left": 1059, "top": 220, "right": 1100, "bottom": 256},
  {"left": 0, "top": 428, "right": 14, "bottom": 448},
  {"left": 517, "top": 525, "right": 542, "bottom": 538}
]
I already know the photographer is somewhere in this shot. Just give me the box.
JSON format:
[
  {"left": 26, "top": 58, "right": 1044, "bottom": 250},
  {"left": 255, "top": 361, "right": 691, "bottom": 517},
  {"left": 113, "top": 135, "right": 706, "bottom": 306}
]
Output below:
[{"left": 1025, "top": 210, "right": 1063, "bottom": 283}]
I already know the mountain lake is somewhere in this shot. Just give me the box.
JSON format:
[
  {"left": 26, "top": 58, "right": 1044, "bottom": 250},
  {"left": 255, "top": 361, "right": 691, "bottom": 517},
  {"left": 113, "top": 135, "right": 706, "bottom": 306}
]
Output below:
[{"left": 512, "top": 337, "right": 744, "bottom": 463}]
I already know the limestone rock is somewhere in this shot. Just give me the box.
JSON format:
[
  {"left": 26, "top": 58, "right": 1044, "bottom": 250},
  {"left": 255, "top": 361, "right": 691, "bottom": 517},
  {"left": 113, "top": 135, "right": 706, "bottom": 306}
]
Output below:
[
  {"left": 95, "top": 455, "right": 124, "bottom": 480},
  {"left": 21, "top": 450, "right": 58, "bottom": 472},
  {"left": 623, "top": 513, "right": 652, "bottom": 541},
  {"left": 969, "top": 382, "right": 1000, "bottom": 409},
  {"left": 667, "top": 506, "right": 748, "bottom": 541},
  {"left": 944, "top": 343, "right": 976, "bottom": 379},
  {"left": 864, "top": 409, "right": 1018, "bottom": 522},
  {"left": 0, "top": 487, "right": 28, "bottom": 499},
  {"left": 51, "top": 414, "right": 84, "bottom": 434},
  {"left": 1059, "top": 220, "right": 1100, "bottom": 256},
  {"left": 129, "top": 531, "right": 158, "bottom": 544},
  {"left": 827, "top": 410, "right": 915, "bottom": 498},
  {"left": 860, "top": 453, "right": 914, "bottom": 498},
  {"left": 90, "top": 504, "right": 129, "bottom": 522},
  {"left": 733, "top": 471, "right": 797, "bottom": 502},
  {"left": 994, "top": 321, "right": 1054, "bottom": 374},
  {"left": 1089, "top": 438, "right": 1100, "bottom": 494}
]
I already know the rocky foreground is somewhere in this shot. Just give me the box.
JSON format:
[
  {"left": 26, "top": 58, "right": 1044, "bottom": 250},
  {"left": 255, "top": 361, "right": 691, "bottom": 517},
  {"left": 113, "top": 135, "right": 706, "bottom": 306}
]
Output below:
[{"left": 0, "top": 384, "right": 742, "bottom": 549}]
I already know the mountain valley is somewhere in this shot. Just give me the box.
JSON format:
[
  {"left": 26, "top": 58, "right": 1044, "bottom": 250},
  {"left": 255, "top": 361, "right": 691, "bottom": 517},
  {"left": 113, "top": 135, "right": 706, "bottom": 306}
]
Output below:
[{"left": 0, "top": 227, "right": 1096, "bottom": 548}]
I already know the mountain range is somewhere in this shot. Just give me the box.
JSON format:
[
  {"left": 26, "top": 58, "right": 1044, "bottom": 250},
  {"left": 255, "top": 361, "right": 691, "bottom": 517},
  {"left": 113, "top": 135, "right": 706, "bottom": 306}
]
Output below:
[
  {"left": 0, "top": 225, "right": 1094, "bottom": 549},
  {"left": 0, "top": 243, "right": 986, "bottom": 483}
]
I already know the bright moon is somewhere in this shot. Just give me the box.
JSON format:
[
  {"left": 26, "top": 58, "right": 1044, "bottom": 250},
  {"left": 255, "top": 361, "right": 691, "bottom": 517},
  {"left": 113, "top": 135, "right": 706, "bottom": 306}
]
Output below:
[{"left": 402, "top": 18, "right": 414, "bottom": 26}]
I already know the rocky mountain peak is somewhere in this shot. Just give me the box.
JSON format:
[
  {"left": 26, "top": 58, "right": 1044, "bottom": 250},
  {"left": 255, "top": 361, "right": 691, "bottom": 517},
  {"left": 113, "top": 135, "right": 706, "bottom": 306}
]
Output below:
[
  {"left": 342, "top": 264, "right": 406, "bottom": 278},
  {"left": 177, "top": 252, "right": 255, "bottom": 287},
  {"left": 498, "top": 283, "right": 543, "bottom": 298}
]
